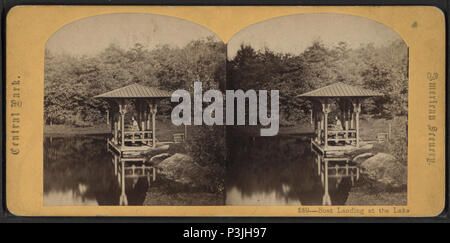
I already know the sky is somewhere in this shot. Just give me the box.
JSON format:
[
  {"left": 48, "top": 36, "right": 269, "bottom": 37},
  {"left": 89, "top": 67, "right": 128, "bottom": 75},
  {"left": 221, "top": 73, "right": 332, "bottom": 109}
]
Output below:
[
  {"left": 46, "top": 13, "right": 220, "bottom": 56},
  {"left": 46, "top": 13, "right": 404, "bottom": 58},
  {"left": 227, "top": 13, "right": 404, "bottom": 59}
]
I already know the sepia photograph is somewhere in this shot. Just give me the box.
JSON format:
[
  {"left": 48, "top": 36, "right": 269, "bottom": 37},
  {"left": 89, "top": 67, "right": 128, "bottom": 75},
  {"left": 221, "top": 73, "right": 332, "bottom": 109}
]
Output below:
[
  {"left": 4, "top": 3, "right": 447, "bottom": 221},
  {"left": 43, "top": 13, "right": 226, "bottom": 206},
  {"left": 43, "top": 11, "right": 409, "bottom": 207},
  {"left": 226, "top": 13, "right": 408, "bottom": 206},
  {"left": 3, "top": 1, "right": 448, "bottom": 227}
]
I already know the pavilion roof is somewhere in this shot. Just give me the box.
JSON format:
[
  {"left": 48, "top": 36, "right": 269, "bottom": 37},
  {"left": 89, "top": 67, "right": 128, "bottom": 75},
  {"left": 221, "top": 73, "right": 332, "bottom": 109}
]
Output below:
[
  {"left": 297, "top": 82, "right": 382, "bottom": 98},
  {"left": 95, "top": 83, "right": 172, "bottom": 99}
]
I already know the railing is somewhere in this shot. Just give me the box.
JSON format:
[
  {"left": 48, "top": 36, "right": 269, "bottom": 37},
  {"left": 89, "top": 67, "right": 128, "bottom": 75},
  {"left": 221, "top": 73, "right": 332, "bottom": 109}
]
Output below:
[
  {"left": 326, "top": 130, "right": 356, "bottom": 142},
  {"left": 118, "top": 130, "right": 153, "bottom": 144},
  {"left": 114, "top": 130, "right": 186, "bottom": 146},
  {"left": 318, "top": 129, "right": 357, "bottom": 145}
]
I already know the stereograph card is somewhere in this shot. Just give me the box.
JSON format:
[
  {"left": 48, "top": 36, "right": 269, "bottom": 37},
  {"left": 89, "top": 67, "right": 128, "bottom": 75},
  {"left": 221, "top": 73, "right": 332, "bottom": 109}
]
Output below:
[{"left": 4, "top": 6, "right": 446, "bottom": 217}]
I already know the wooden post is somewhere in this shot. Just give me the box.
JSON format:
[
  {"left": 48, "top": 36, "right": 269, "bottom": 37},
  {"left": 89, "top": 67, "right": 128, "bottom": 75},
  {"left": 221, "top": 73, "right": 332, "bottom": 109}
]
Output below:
[
  {"left": 117, "top": 112, "right": 121, "bottom": 133},
  {"left": 323, "top": 159, "right": 331, "bottom": 206},
  {"left": 152, "top": 104, "right": 157, "bottom": 148},
  {"left": 141, "top": 109, "right": 145, "bottom": 131},
  {"left": 106, "top": 109, "right": 109, "bottom": 125},
  {"left": 114, "top": 119, "right": 118, "bottom": 143},
  {"left": 312, "top": 106, "right": 317, "bottom": 142},
  {"left": 321, "top": 169, "right": 324, "bottom": 186},
  {"left": 346, "top": 110, "right": 350, "bottom": 140},
  {"left": 319, "top": 113, "right": 323, "bottom": 144},
  {"left": 113, "top": 105, "right": 118, "bottom": 143},
  {"left": 324, "top": 110, "right": 328, "bottom": 148},
  {"left": 117, "top": 168, "right": 121, "bottom": 184},
  {"left": 356, "top": 110, "right": 360, "bottom": 147},
  {"left": 142, "top": 109, "right": 147, "bottom": 144},
  {"left": 138, "top": 101, "right": 145, "bottom": 132},
  {"left": 119, "top": 159, "right": 128, "bottom": 206},
  {"left": 321, "top": 99, "right": 330, "bottom": 148},
  {"left": 147, "top": 102, "right": 151, "bottom": 145},
  {"left": 150, "top": 103, "right": 158, "bottom": 148},
  {"left": 352, "top": 100, "right": 361, "bottom": 148},
  {"left": 147, "top": 109, "right": 151, "bottom": 131},
  {"left": 338, "top": 101, "right": 345, "bottom": 144},
  {"left": 119, "top": 103, "right": 127, "bottom": 146},
  {"left": 149, "top": 110, "right": 152, "bottom": 144},
  {"left": 316, "top": 105, "right": 321, "bottom": 143},
  {"left": 350, "top": 111, "right": 355, "bottom": 130},
  {"left": 136, "top": 101, "right": 141, "bottom": 130}
]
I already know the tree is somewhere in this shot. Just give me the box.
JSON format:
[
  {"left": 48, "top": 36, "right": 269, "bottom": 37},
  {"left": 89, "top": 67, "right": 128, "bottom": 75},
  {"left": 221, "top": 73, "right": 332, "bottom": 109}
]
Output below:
[{"left": 44, "top": 36, "right": 226, "bottom": 125}]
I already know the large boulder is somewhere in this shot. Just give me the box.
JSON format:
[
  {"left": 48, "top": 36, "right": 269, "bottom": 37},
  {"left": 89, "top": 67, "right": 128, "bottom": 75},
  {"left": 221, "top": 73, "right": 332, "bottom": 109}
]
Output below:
[
  {"left": 156, "top": 153, "right": 211, "bottom": 189},
  {"left": 142, "top": 144, "right": 170, "bottom": 159},
  {"left": 359, "top": 153, "right": 407, "bottom": 189},
  {"left": 149, "top": 153, "right": 171, "bottom": 166},
  {"left": 353, "top": 152, "right": 373, "bottom": 164}
]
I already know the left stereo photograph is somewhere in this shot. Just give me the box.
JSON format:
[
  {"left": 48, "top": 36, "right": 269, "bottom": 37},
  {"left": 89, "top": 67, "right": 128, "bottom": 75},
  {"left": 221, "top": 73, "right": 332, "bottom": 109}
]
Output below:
[{"left": 43, "top": 13, "right": 227, "bottom": 206}]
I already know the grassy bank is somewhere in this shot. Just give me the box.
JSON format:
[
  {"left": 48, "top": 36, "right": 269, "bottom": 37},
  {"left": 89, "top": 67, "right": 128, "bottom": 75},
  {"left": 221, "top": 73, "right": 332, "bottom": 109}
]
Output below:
[
  {"left": 143, "top": 177, "right": 224, "bottom": 206},
  {"left": 345, "top": 178, "right": 407, "bottom": 206},
  {"left": 229, "top": 115, "right": 406, "bottom": 139},
  {"left": 44, "top": 118, "right": 184, "bottom": 141},
  {"left": 44, "top": 115, "right": 404, "bottom": 139},
  {"left": 346, "top": 190, "right": 407, "bottom": 206},
  {"left": 44, "top": 124, "right": 111, "bottom": 137}
]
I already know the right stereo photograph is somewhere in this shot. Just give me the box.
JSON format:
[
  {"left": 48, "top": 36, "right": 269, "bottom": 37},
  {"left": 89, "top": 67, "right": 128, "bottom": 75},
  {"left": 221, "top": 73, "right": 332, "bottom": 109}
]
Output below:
[{"left": 225, "top": 13, "right": 408, "bottom": 206}]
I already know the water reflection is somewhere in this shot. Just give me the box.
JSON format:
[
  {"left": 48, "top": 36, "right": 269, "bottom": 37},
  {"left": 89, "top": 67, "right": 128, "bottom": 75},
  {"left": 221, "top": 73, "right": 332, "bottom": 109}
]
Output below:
[
  {"left": 226, "top": 133, "right": 352, "bottom": 205},
  {"left": 44, "top": 134, "right": 352, "bottom": 206},
  {"left": 44, "top": 136, "right": 148, "bottom": 206}
]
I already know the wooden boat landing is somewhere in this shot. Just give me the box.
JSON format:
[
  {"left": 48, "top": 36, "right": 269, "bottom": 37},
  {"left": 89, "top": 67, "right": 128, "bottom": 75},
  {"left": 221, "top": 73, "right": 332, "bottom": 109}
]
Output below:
[
  {"left": 311, "top": 139, "right": 362, "bottom": 157},
  {"left": 108, "top": 139, "right": 151, "bottom": 151}
]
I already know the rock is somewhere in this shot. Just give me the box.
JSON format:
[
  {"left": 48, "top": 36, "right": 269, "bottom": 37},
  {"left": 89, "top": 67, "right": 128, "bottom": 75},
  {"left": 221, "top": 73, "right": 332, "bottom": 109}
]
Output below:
[
  {"left": 359, "top": 144, "right": 374, "bottom": 150},
  {"left": 149, "top": 153, "right": 171, "bottom": 165},
  {"left": 359, "top": 153, "right": 407, "bottom": 189},
  {"left": 156, "top": 153, "right": 211, "bottom": 188},
  {"left": 142, "top": 145, "right": 170, "bottom": 158},
  {"left": 353, "top": 152, "right": 373, "bottom": 164},
  {"left": 154, "top": 144, "right": 170, "bottom": 151}
]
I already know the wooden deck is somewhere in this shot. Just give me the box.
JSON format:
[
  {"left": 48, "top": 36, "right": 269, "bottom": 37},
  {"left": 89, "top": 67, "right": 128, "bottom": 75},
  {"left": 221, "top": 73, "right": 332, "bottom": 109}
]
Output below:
[
  {"left": 108, "top": 139, "right": 150, "bottom": 153},
  {"left": 107, "top": 138, "right": 164, "bottom": 206},
  {"left": 311, "top": 139, "right": 360, "bottom": 155},
  {"left": 107, "top": 138, "right": 172, "bottom": 156},
  {"left": 311, "top": 139, "right": 362, "bottom": 206}
]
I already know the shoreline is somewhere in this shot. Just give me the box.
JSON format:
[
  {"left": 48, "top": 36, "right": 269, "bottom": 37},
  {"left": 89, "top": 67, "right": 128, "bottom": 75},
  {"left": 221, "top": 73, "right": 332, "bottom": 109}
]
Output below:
[
  {"left": 143, "top": 177, "right": 224, "bottom": 206},
  {"left": 44, "top": 123, "right": 315, "bottom": 137},
  {"left": 345, "top": 184, "right": 407, "bottom": 206},
  {"left": 44, "top": 116, "right": 401, "bottom": 138},
  {"left": 44, "top": 124, "right": 111, "bottom": 137},
  {"left": 44, "top": 120, "right": 184, "bottom": 140}
]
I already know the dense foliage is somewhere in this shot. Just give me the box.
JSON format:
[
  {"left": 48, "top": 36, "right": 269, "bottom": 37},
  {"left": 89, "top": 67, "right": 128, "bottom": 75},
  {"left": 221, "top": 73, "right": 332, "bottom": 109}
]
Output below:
[
  {"left": 45, "top": 38, "right": 408, "bottom": 166},
  {"left": 45, "top": 37, "right": 225, "bottom": 125},
  {"left": 228, "top": 40, "right": 409, "bottom": 124},
  {"left": 45, "top": 37, "right": 226, "bottom": 169}
]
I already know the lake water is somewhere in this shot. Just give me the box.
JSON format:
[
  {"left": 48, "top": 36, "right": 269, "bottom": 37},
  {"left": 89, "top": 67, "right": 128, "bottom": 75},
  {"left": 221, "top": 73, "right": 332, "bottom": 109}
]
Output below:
[
  {"left": 44, "top": 135, "right": 149, "bottom": 206},
  {"left": 44, "top": 134, "right": 352, "bottom": 206},
  {"left": 225, "top": 134, "right": 352, "bottom": 206}
]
